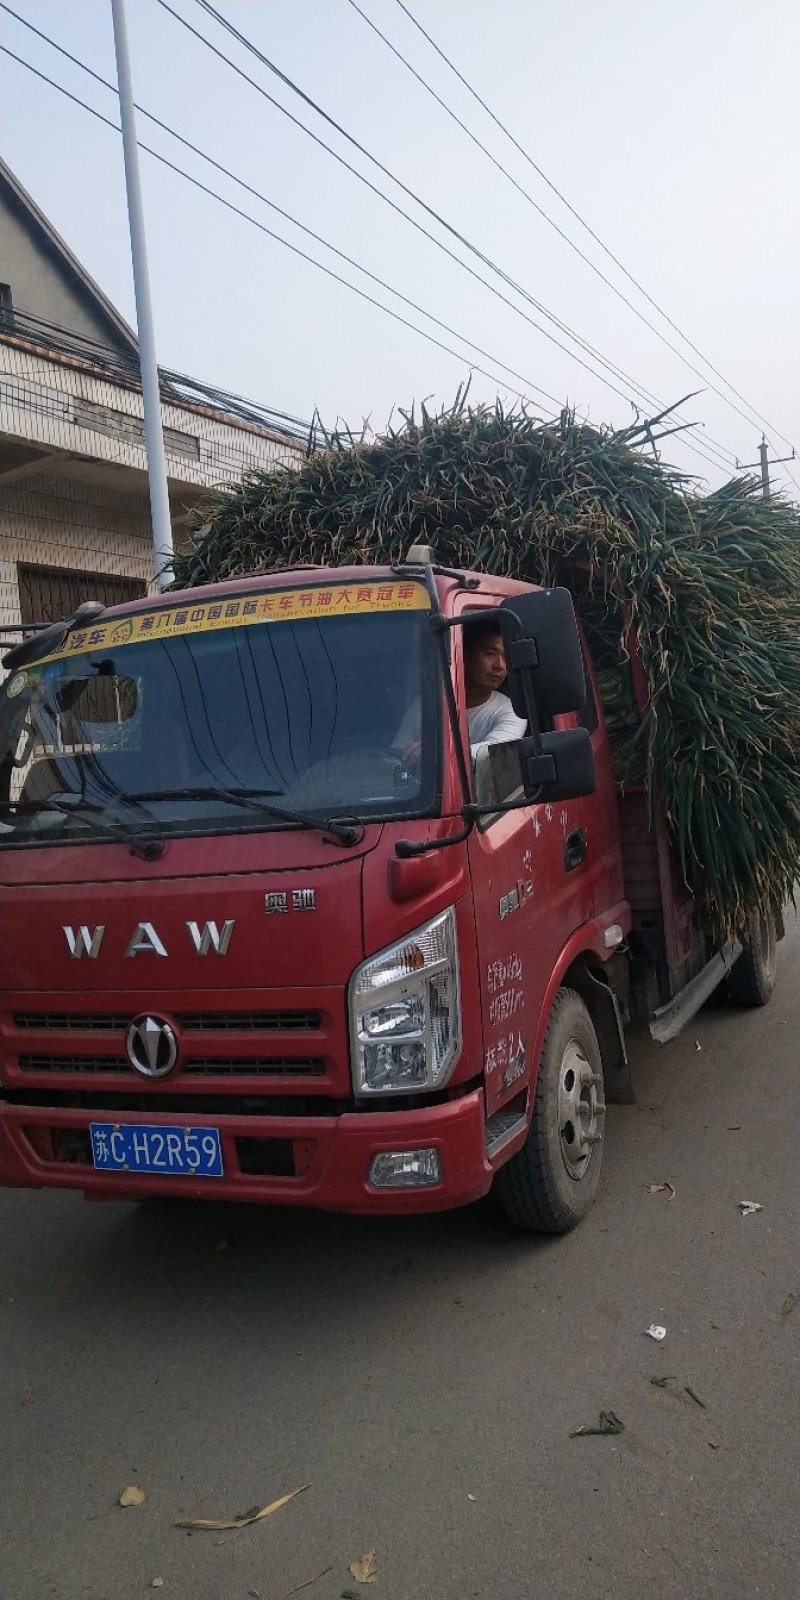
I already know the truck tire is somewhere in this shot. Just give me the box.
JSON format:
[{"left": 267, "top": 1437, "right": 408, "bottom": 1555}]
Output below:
[
  {"left": 728, "top": 910, "right": 777, "bottom": 1007},
  {"left": 495, "top": 988, "right": 605, "bottom": 1234}
]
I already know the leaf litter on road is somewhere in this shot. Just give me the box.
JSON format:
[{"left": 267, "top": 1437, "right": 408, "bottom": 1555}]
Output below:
[
  {"left": 645, "top": 1181, "right": 676, "bottom": 1199},
  {"left": 781, "top": 1289, "right": 799, "bottom": 1316},
  {"left": 118, "top": 1485, "right": 147, "bottom": 1508},
  {"left": 738, "top": 1200, "right": 762, "bottom": 1215},
  {"left": 175, "top": 1482, "right": 310, "bottom": 1531},
  {"left": 348, "top": 1549, "right": 379, "bottom": 1583},
  {"left": 684, "top": 1386, "right": 707, "bottom": 1409},
  {"left": 649, "top": 1375, "right": 707, "bottom": 1408},
  {"left": 282, "top": 1567, "right": 333, "bottom": 1597},
  {"left": 569, "top": 1411, "right": 624, "bottom": 1438}
]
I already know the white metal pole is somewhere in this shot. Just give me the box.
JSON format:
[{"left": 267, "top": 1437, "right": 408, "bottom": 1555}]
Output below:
[{"left": 111, "top": 0, "right": 174, "bottom": 590}]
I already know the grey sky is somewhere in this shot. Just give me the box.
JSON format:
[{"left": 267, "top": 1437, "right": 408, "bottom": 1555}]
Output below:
[{"left": 2, "top": 0, "right": 798, "bottom": 493}]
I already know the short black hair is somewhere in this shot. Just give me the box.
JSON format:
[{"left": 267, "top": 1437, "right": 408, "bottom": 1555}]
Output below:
[{"left": 463, "top": 613, "right": 504, "bottom": 654}]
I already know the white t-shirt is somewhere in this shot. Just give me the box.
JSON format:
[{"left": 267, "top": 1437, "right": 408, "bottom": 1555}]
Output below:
[{"left": 467, "top": 691, "right": 527, "bottom": 753}]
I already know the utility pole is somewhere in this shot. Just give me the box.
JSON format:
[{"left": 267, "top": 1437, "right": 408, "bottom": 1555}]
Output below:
[
  {"left": 111, "top": 0, "right": 174, "bottom": 589},
  {"left": 736, "top": 436, "right": 796, "bottom": 499}
]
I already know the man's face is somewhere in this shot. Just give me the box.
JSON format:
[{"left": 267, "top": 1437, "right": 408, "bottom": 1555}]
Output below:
[{"left": 466, "top": 633, "right": 507, "bottom": 694}]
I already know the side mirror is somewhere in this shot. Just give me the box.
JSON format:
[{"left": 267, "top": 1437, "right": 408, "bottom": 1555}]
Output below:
[
  {"left": 2, "top": 601, "right": 105, "bottom": 672},
  {"left": 517, "top": 727, "right": 596, "bottom": 801},
  {"left": 2, "top": 621, "right": 69, "bottom": 671},
  {"left": 499, "top": 587, "right": 586, "bottom": 718}
]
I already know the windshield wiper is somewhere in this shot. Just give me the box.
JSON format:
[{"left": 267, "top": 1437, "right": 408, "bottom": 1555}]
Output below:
[
  {"left": 129, "top": 785, "right": 364, "bottom": 846},
  {"left": 0, "top": 793, "right": 164, "bottom": 860}
]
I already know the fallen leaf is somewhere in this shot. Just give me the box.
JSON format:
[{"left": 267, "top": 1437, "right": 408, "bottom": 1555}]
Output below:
[
  {"left": 467, "top": 1493, "right": 477, "bottom": 1502},
  {"left": 149, "top": 1582, "right": 164, "bottom": 1591},
  {"left": 781, "top": 1289, "right": 799, "bottom": 1316},
  {"left": 645, "top": 1325, "right": 667, "bottom": 1341},
  {"left": 348, "top": 1549, "right": 379, "bottom": 1584},
  {"left": 175, "top": 1482, "right": 310, "bottom": 1531},
  {"left": 708, "top": 1440, "right": 720, "bottom": 1450},
  {"left": 645, "top": 1181, "right": 675, "bottom": 1199},
  {"left": 283, "top": 1568, "right": 332, "bottom": 1597},
  {"left": 119, "top": 1485, "right": 147, "bottom": 1508},
  {"left": 694, "top": 1040, "right": 702, "bottom": 1051},
  {"left": 684, "top": 1386, "right": 706, "bottom": 1409},
  {"left": 649, "top": 1375, "right": 677, "bottom": 1388},
  {"left": 569, "top": 1410, "right": 624, "bottom": 1438},
  {"left": 738, "top": 1200, "right": 762, "bottom": 1216}
]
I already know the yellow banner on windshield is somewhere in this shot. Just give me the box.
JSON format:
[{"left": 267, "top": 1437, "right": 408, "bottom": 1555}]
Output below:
[{"left": 38, "top": 579, "right": 430, "bottom": 663}]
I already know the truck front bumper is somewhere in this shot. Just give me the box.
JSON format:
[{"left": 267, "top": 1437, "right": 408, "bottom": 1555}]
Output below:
[{"left": 0, "top": 1090, "right": 496, "bottom": 1213}]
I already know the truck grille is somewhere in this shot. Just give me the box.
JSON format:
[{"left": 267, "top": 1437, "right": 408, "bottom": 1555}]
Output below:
[
  {"left": 7, "top": 1000, "right": 342, "bottom": 1091},
  {"left": 19, "top": 1054, "right": 127, "bottom": 1075},
  {"left": 13, "top": 1010, "right": 321, "bottom": 1033},
  {"left": 18, "top": 1054, "right": 325, "bottom": 1079}
]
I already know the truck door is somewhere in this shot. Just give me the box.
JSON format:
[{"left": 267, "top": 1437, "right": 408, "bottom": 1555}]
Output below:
[{"left": 465, "top": 616, "right": 620, "bottom": 1119}]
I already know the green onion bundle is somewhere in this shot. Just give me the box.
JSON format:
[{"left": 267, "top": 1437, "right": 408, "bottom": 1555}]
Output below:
[{"left": 172, "top": 396, "right": 800, "bottom": 935}]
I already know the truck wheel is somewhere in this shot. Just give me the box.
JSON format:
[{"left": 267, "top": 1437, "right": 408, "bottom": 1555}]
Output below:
[
  {"left": 495, "top": 988, "right": 605, "bottom": 1234},
  {"left": 728, "top": 910, "right": 777, "bottom": 1007}
]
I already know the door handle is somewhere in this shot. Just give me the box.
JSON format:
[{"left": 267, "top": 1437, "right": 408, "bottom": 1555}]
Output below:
[{"left": 564, "top": 827, "right": 587, "bottom": 872}]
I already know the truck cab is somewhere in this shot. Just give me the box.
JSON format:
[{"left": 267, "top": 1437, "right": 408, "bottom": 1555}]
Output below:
[{"left": 0, "top": 558, "right": 761, "bottom": 1231}]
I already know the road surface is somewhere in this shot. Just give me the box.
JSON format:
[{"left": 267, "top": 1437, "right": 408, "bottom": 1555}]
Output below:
[{"left": 2, "top": 921, "right": 799, "bottom": 1600}]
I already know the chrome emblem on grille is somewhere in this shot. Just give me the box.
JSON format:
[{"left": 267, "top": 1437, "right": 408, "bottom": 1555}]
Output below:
[{"left": 126, "top": 1014, "right": 179, "bottom": 1078}]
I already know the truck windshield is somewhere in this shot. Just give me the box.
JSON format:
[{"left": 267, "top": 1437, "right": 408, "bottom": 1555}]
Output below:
[{"left": 0, "top": 582, "right": 439, "bottom": 848}]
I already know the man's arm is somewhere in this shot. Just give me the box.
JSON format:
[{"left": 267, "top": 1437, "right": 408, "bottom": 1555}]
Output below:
[
  {"left": 471, "top": 695, "right": 527, "bottom": 757},
  {"left": 487, "top": 697, "right": 528, "bottom": 744}
]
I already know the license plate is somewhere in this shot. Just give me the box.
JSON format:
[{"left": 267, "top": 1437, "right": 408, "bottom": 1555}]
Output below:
[{"left": 89, "top": 1122, "right": 223, "bottom": 1177}]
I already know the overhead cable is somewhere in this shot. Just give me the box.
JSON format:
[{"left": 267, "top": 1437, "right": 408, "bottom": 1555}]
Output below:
[
  {"left": 184, "top": 0, "right": 735, "bottom": 444},
  {"left": 0, "top": 17, "right": 733, "bottom": 475},
  {"left": 0, "top": 44, "right": 567, "bottom": 418},
  {"left": 394, "top": 0, "right": 797, "bottom": 456},
  {"left": 350, "top": 0, "right": 732, "bottom": 464},
  {"left": 0, "top": 4, "right": 564, "bottom": 412}
]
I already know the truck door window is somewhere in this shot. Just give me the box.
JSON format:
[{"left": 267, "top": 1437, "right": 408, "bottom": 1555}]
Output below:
[{"left": 460, "top": 608, "right": 528, "bottom": 825}]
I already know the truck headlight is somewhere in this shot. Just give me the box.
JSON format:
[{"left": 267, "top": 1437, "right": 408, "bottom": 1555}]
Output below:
[{"left": 349, "top": 908, "right": 461, "bottom": 1097}]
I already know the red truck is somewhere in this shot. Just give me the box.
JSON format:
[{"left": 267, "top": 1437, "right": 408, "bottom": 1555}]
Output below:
[{"left": 0, "top": 552, "right": 779, "bottom": 1232}]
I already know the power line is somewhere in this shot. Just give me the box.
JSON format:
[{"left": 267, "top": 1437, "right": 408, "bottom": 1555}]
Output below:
[
  {"left": 5, "top": 304, "right": 315, "bottom": 440},
  {"left": 183, "top": 0, "right": 736, "bottom": 461},
  {"left": 0, "top": 8, "right": 563, "bottom": 412},
  {"left": 394, "top": 0, "right": 798, "bottom": 458},
  {"left": 769, "top": 448, "right": 800, "bottom": 498},
  {"left": 0, "top": 44, "right": 565, "bottom": 419},
  {"left": 348, "top": 0, "right": 743, "bottom": 466},
  {"left": 348, "top": 0, "right": 748, "bottom": 474},
  {"left": 0, "top": 22, "right": 731, "bottom": 478},
  {"left": 145, "top": 2, "right": 641, "bottom": 416}
]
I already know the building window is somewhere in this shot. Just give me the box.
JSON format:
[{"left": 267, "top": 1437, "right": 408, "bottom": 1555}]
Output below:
[
  {"left": 0, "top": 283, "right": 13, "bottom": 329},
  {"left": 17, "top": 563, "right": 146, "bottom": 629}
]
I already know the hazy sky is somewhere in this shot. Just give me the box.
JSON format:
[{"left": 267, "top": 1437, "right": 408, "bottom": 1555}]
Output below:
[{"left": 2, "top": 0, "right": 799, "bottom": 493}]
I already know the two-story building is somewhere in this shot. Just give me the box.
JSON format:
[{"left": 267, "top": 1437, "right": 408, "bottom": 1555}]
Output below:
[{"left": 0, "top": 157, "right": 309, "bottom": 641}]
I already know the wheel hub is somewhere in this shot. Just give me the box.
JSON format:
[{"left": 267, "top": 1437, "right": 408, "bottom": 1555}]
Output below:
[{"left": 557, "top": 1037, "right": 605, "bottom": 1179}]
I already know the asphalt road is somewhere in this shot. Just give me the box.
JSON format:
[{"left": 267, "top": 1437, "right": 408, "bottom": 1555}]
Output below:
[{"left": 2, "top": 921, "right": 799, "bottom": 1600}]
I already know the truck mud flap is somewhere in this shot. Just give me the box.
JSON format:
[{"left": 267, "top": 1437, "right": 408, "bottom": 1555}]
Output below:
[
  {"left": 650, "top": 940, "right": 741, "bottom": 1044},
  {"left": 580, "top": 965, "right": 635, "bottom": 1104}
]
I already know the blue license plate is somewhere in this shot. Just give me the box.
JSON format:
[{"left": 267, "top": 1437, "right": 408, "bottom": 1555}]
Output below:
[{"left": 89, "top": 1123, "right": 223, "bottom": 1177}]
